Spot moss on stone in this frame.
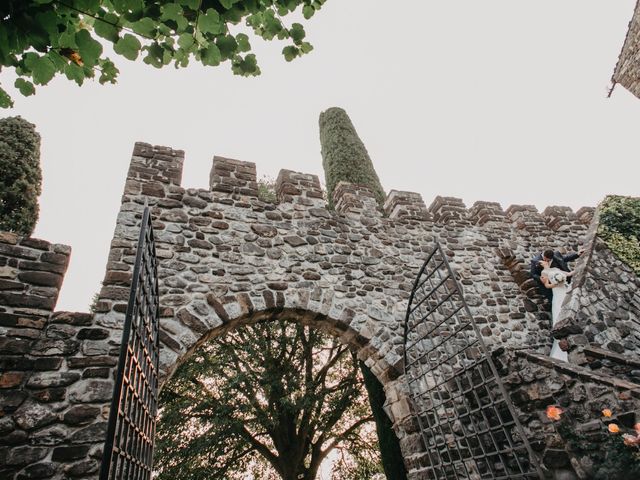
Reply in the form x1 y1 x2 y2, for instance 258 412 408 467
319 107 385 208
599 196 640 275
0 116 41 236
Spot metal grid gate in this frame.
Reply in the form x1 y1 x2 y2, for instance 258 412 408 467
100 207 160 480
404 242 543 479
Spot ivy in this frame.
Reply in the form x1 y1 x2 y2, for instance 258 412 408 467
0 0 329 107
599 196 640 275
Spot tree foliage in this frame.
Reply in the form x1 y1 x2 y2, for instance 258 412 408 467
0 0 327 107
155 320 380 480
599 195 640 275
319 107 386 209
0 116 42 235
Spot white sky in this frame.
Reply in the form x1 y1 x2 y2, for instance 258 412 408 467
4 0 640 312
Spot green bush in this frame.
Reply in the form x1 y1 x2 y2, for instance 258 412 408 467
599 196 640 275
319 107 385 208
0 116 42 236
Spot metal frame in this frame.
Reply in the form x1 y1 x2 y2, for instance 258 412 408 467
404 242 543 479
100 207 160 480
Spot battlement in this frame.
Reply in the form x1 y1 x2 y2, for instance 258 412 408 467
125 144 596 237
333 181 381 217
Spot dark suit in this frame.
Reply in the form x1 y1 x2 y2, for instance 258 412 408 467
530 251 580 301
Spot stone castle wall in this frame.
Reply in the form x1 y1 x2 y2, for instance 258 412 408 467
612 0 640 99
1 142 639 479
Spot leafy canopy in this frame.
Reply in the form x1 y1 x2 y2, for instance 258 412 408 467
155 320 381 480
0 0 327 107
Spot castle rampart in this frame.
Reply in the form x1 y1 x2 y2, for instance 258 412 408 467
1 142 639 479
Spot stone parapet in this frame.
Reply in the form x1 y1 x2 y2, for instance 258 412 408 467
428 196 467 223
505 204 546 231
541 205 588 233
576 206 595 225
129 142 184 187
0 232 70 316
383 190 430 221
209 156 258 197
275 169 325 207
612 0 640 99
468 200 506 226
332 181 381 217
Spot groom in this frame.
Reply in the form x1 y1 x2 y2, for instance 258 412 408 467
530 248 584 301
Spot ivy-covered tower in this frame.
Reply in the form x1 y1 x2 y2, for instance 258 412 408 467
319 107 386 209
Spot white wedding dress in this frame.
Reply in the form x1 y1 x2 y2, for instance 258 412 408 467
542 267 569 361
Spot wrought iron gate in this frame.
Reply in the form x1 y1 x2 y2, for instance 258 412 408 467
100 207 160 480
404 242 543 479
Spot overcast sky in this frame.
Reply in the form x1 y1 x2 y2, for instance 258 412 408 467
4 0 639 312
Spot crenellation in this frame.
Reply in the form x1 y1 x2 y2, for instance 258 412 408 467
383 190 430 221
129 142 184 186
275 169 325 207
505 204 546 231
209 156 258 197
576 206 595 225
541 205 584 232
468 200 506 226
428 196 467 224
332 181 382 218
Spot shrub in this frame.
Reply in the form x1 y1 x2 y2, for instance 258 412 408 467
599 196 640 275
0 116 42 236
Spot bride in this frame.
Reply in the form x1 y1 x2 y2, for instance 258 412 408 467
540 259 574 361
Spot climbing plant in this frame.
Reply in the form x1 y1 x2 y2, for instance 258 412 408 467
319 107 386 209
0 0 327 107
0 116 42 236
599 195 640 275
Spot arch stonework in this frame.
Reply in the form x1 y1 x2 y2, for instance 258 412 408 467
2 142 640 479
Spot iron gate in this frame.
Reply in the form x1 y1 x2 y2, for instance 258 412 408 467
404 242 543 479
100 207 160 480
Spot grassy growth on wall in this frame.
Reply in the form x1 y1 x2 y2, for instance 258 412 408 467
319 107 385 208
599 196 640 275
0 116 41 236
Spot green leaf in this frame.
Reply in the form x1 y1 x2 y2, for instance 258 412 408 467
114 34 142 61
58 30 78 49
64 63 85 85
30 55 56 85
14 78 35 96
219 0 234 8
302 5 315 19
161 3 187 30
216 35 238 59
300 41 313 54
94 13 120 42
177 33 194 50
232 53 258 76
282 45 298 62
200 44 221 66
76 29 103 67
236 33 250 53
0 86 13 108
98 59 119 83
130 17 156 37
143 43 164 68
289 23 305 44
198 9 224 35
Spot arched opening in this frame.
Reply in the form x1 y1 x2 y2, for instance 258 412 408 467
153 308 412 480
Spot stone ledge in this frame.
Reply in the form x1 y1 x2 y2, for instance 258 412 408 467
515 350 640 398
